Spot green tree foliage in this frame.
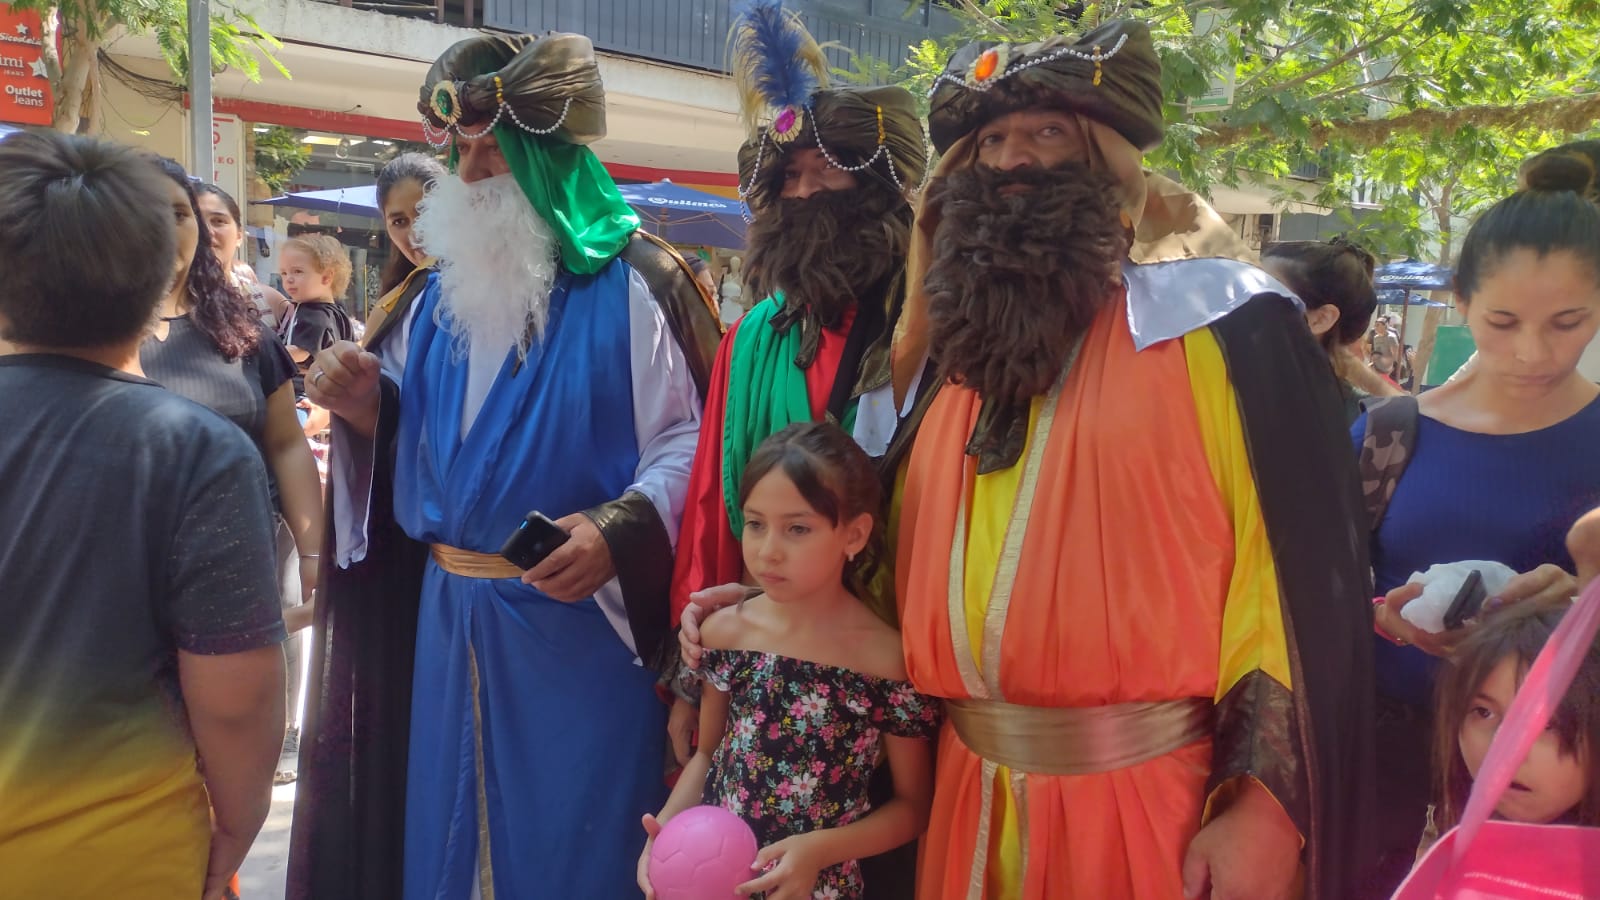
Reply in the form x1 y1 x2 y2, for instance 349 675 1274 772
13 0 286 134
252 124 310 193
893 0 1600 260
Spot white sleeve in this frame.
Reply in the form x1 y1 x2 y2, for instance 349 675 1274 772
850 349 926 458
591 265 705 660
621 265 703 542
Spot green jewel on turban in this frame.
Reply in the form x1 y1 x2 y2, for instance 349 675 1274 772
420 33 640 275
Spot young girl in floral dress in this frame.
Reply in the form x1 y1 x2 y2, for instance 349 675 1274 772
640 422 939 900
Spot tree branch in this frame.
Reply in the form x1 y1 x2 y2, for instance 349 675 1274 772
1308 73 1414 105
1232 26 1328 95
1236 7 1423 96
1199 91 1600 150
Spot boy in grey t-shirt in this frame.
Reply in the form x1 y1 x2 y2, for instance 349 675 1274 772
0 131 286 900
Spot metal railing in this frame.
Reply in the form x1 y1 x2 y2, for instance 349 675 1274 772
310 0 958 75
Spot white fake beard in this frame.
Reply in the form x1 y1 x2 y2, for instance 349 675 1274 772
412 172 560 362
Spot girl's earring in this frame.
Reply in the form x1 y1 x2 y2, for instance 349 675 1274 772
847 551 857 562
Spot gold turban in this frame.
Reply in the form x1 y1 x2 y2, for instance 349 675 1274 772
419 33 606 146
736 85 928 213
927 20 1164 155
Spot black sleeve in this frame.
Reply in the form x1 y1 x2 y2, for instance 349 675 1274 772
162 429 286 654
252 326 297 398
286 304 346 357
1208 294 1376 900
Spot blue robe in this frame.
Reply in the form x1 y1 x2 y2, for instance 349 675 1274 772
394 263 668 899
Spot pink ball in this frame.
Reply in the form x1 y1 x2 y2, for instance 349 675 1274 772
648 805 759 900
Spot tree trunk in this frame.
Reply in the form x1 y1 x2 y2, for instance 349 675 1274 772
38 7 62 81
80 44 101 135
1411 181 1456 391
51 15 99 134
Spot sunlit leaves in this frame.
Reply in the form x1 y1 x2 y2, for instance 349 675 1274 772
883 0 1599 259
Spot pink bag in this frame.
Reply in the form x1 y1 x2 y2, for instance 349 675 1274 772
1393 581 1600 899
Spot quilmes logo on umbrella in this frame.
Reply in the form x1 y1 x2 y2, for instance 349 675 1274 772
647 196 730 209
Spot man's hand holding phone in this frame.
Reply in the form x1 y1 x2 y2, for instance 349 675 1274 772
502 511 616 602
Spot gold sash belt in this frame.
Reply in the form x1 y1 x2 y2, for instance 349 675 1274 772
430 544 523 580
946 696 1213 776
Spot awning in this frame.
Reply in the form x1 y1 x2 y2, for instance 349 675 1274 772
257 185 380 219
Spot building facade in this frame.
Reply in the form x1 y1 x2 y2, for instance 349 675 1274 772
88 0 955 311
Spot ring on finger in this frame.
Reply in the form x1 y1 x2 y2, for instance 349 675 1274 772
311 369 326 386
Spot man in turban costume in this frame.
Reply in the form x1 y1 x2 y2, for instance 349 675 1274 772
287 32 722 900
670 0 929 632
664 5 930 892
888 20 1375 900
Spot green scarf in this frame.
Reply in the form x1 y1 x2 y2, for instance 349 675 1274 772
721 296 859 534
723 297 807 535
456 128 640 275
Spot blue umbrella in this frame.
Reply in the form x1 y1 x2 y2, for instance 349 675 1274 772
1375 260 1453 291
1377 289 1447 308
616 180 746 248
257 185 380 219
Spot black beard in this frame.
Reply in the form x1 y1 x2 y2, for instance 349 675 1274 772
742 184 911 326
925 161 1131 402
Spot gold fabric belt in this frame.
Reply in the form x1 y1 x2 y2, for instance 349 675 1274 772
946 696 1213 776
430 544 523 579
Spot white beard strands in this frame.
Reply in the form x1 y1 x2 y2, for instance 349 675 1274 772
412 172 561 363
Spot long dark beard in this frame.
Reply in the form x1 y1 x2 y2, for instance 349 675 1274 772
743 184 911 326
925 162 1131 402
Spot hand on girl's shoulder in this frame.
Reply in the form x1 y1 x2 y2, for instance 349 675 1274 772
698 601 751 651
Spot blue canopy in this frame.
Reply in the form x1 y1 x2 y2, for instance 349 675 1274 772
257 180 749 248
1375 259 1453 291
615 180 746 248
257 185 380 219
1377 289 1448 308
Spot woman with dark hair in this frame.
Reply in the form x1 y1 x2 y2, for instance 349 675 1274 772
140 157 324 783
1261 236 1401 421
197 183 290 326
1354 149 1600 896
376 152 446 295
363 152 446 353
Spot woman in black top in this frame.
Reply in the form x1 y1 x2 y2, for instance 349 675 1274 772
139 159 324 778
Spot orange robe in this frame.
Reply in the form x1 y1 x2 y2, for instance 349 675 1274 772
897 290 1304 898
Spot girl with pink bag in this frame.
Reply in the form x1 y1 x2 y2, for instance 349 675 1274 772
1396 508 1600 897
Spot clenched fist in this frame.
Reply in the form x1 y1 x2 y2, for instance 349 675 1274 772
306 341 382 438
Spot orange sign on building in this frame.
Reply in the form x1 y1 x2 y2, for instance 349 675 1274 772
0 5 52 126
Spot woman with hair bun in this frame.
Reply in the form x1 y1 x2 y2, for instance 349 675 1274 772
1353 147 1600 896
1262 235 1401 421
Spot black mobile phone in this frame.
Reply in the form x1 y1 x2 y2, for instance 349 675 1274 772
1443 569 1488 631
499 511 571 571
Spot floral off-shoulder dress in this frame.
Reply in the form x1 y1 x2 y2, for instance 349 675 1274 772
699 648 942 900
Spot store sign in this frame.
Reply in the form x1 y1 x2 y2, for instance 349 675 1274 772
0 5 52 126
212 113 245 202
